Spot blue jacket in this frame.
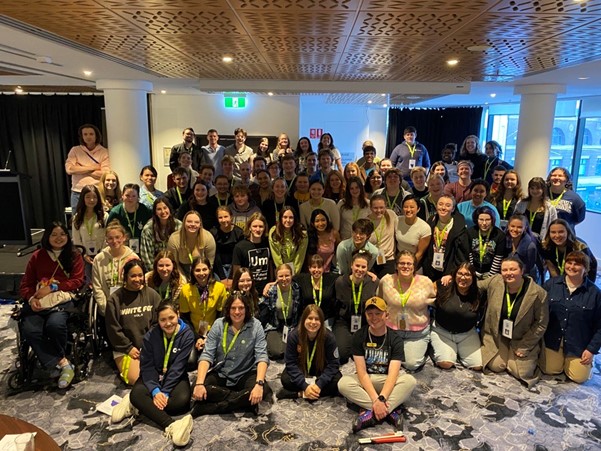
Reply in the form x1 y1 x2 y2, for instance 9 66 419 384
543 276 601 357
259 281 302 332
140 318 194 397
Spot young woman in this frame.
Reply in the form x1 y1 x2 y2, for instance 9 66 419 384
71 184 107 281
376 169 405 215
541 219 597 282
106 183 153 253
92 220 139 316
344 162 366 183
419 174 445 222
261 177 295 230
291 173 311 207
176 181 216 231
294 137 313 173
208 175 232 211
268 206 308 275
294 254 338 326
145 250 184 303
364 170 384 198
467 206 505 280
192 293 271 416
110 302 194 447
318 132 343 173
456 179 500 229
98 170 122 213
429 160 450 184
229 185 261 230
505 214 543 282
443 160 473 204
138 165 163 209
255 137 272 163
367 194 398 278
458 135 487 180
479 257 548 388
252 169 273 205
140 197 182 271
338 176 370 240
491 170 523 229
546 167 586 231
514 176 557 240
278 305 342 400
395 194 431 268
211 206 244 288
432 263 484 370
232 213 273 296
231 267 260 317
304 152 318 178
179 257 227 358
440 143 457 182
260 264 302 359
272 133 293 161
410 166 429 200
105 259 161 385
333 251 379 364
167 210 216 280
299 180 340 232
542 251 601 383
422 195 470 282
305 209 340 273
378 251 435 371
19 222 85 388
483 140 512 184
324 170 346 204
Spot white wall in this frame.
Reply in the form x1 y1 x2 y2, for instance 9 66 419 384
150 93 300 189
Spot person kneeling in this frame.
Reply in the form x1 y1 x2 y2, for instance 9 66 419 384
191 293 271 416
111 302 195 447
278 305 342 400
338 297 416 434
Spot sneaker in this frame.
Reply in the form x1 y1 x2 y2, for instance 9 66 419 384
111 393 138 424
386 408 404 430
58 363 75 389
352 409 376 434
165 414 193 447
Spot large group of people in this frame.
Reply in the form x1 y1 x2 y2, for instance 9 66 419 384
17 124 600 446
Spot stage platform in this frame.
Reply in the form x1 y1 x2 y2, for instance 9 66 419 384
0 244 36 299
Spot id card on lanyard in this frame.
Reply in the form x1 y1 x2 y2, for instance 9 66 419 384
350 280 363 333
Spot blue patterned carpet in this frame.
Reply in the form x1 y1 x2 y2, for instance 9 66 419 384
1 304 600 450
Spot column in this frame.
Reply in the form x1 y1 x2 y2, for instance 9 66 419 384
513 84 565 183
96 80 153 185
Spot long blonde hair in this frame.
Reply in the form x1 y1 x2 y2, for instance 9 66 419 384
178 211 205 257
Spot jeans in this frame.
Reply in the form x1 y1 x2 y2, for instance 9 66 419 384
20 306 71 368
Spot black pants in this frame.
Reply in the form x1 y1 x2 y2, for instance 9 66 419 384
130 378 191 430
281 369 341 397
333 320 354 365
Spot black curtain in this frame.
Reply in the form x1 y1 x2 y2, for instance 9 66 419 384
386 107 483 162
0 94 105 229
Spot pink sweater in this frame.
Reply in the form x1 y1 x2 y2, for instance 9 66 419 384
378 273 435 331
65 144 110 192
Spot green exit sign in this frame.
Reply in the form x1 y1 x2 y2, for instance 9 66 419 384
224 96 246 108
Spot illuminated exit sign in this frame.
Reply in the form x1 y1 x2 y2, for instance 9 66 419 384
224 93 246 108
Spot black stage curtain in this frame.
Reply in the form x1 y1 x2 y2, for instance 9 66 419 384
0 94 105 228
386 107 483 162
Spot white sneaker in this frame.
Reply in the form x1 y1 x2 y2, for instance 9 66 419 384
164 414 193 447
111 393 138 424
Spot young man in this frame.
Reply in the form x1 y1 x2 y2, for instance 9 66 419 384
305 152 318 178
208 174 233 210
373 169 409 216
335 219 378 276
356 140 381 169
164 167 192 210
201 128 225 172
169 127 202 171
281 154 297 196
359 145 378 178
389 126 431 183
224 127 253 178
309 149 334 184
338 296 417 433
252 156 267 180
489 165 508 197
199 164 217 196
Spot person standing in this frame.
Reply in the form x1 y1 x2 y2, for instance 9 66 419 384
169 128 202 171
201 129 225 172
224 128 254 178
389 126 430 184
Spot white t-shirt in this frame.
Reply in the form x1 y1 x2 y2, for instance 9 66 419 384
395 216 432 255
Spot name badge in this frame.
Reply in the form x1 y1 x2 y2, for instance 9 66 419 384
502 319 513 339
499 220 508 229
109 286 120 295
397 313 406 330
408 159 416 169
351 315 361 333
376 253 386 265
129 238 140 253
282 325 289 343
432 251 445 270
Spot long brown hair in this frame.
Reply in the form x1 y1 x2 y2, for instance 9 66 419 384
298 305 327 376
148 250 181 299
436 262 481 312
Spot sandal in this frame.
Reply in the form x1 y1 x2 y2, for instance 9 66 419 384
58 363 75 389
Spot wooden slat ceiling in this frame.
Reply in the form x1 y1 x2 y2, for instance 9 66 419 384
1 0 600 84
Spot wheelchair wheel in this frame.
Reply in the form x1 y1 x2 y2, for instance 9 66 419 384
8 371 24 390
87 295 103 356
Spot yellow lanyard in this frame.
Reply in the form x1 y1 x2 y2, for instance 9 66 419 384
312 277 323 307
160 283 171 301
550 189 565 207
217 194 229 207
84 216 95 238
145 192 154 205
434 223 451 249
123 205 138 238
556 248 566 274
222 325 241 357
306 341 317 374
478 230 491 262
372 217 385 244
286 176 296 196
528 208 538 226
502 198 512 220
352 205 361 223
385 191 400 211
407 143 416 159
283 233 295 261
278 285 293 321
162 327 178 373
351 280 363 315
110 258 122 286
176 188 183 205
396 277 414 308
483 158 496 181
505 282 524 319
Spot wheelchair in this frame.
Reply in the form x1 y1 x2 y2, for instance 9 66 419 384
7 286 102 394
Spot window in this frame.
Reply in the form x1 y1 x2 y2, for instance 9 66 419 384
551 127 565 145
575 117 601 213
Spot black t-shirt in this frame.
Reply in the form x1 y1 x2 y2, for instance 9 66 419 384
232 238 271 293
499 278 530 331
434 281 481 333
211 225 244 279
351 326 403 375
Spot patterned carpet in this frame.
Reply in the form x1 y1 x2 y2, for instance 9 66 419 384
0 304 600 451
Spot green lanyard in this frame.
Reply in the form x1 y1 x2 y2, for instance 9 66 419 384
176 188 183 206
351 280 363 315
162 327 179 373
478 230 491 262
483 158 496 181
145 192 154 206
434 222 451 249
222 324 241 357
550 189 565 207
528 208 538 226
502 199 512 220
160 283 171 301
396 277 414 308
556 248 566 274
352 205 361 223
286 176 296 196
312 277 323 307
217 194 229 207
407 143 416 159
110 258 122 286
372 217 385 244
278 285 293 321
385 191 400 211
505 282 524 319
123 205 138 238
84 216 95 238
306 341 317 373
283 234 295 262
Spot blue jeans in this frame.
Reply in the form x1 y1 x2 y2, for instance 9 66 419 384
20 304 72 368
396 326 431 371
70 191 80 211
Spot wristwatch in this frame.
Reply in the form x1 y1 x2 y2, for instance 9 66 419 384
377 395 386 403
255 380 265 386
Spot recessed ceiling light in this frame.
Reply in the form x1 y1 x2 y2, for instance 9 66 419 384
267 92 274 96
490 93 497 98
380 93 386 97
447 59 459 66
222 55 234 63
578 77 589 80
83 70 92 77
15 86 23 94
367 100 373 104
160 90 167 94
383 103 388 108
